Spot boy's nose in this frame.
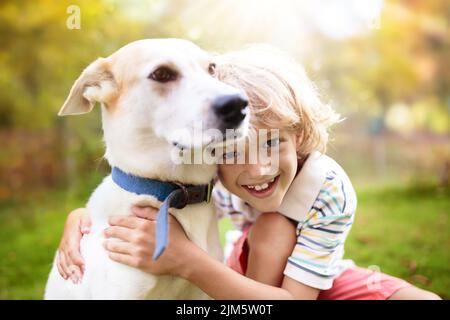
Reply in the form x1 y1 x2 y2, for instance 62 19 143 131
244 163 275 179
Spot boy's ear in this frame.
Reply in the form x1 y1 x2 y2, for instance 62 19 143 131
58 58 117 116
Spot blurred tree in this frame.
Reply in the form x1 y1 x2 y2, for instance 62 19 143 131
0 0 165 193
0 0 448 193
315 0 449 133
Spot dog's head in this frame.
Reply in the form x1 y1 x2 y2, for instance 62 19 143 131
59 39 248 179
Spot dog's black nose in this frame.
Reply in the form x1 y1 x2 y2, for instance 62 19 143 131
213 94 248 129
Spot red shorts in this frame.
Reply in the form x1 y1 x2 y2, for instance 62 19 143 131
227 227 412 300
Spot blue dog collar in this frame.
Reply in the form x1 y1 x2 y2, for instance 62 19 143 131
111 167 213 260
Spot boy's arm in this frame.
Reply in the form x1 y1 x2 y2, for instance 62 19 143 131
113 207 319 299
57 208 91 283
246 212 320 298
244 213 307 286
180 241 318 300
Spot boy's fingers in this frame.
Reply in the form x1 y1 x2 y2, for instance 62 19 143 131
108 252 139 268
103 240 134 256
109 216 142 229
56 257 68 280
58 251 71 280
59 251 81 284
104 226 135 242
67 265 82 284
67 248 85 271
80 213 92 234
132 206 158 221
66 228 85 269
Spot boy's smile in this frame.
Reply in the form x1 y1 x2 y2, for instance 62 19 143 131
241 174 280 198
218 127 298 212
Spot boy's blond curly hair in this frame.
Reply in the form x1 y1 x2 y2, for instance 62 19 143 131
215 45 341 159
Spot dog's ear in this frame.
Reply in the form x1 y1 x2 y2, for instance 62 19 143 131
58 58 117 116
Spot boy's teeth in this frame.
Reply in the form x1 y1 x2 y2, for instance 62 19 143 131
247 181 271 191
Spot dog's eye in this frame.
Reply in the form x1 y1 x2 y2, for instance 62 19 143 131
208 63 216 76
148 67 178 83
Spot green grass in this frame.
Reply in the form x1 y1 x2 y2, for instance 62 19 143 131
0 183 448 299
344 185 450 298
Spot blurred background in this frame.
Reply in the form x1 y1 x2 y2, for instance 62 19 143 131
0 0 448 299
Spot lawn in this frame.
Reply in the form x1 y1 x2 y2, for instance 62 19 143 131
0 182 448 299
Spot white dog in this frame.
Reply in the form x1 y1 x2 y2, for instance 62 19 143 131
45 39 248 299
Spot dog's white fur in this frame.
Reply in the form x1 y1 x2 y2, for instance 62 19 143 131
45 39 247 299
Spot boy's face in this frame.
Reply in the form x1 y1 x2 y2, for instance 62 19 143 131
218 127 298 212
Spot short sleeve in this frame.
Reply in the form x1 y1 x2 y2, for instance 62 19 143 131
212 182 234 220
284 172 356 290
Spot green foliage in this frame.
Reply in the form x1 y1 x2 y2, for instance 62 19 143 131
0 0 448 195
311 0 449 132
0 0 156 129
0 0 171 194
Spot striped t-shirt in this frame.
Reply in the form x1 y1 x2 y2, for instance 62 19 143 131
213 151 357 290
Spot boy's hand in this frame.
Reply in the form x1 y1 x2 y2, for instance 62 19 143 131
57 208 91 284
104 206 192 277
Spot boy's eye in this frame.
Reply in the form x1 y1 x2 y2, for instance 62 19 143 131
263 138 280 148
222 151 240 160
